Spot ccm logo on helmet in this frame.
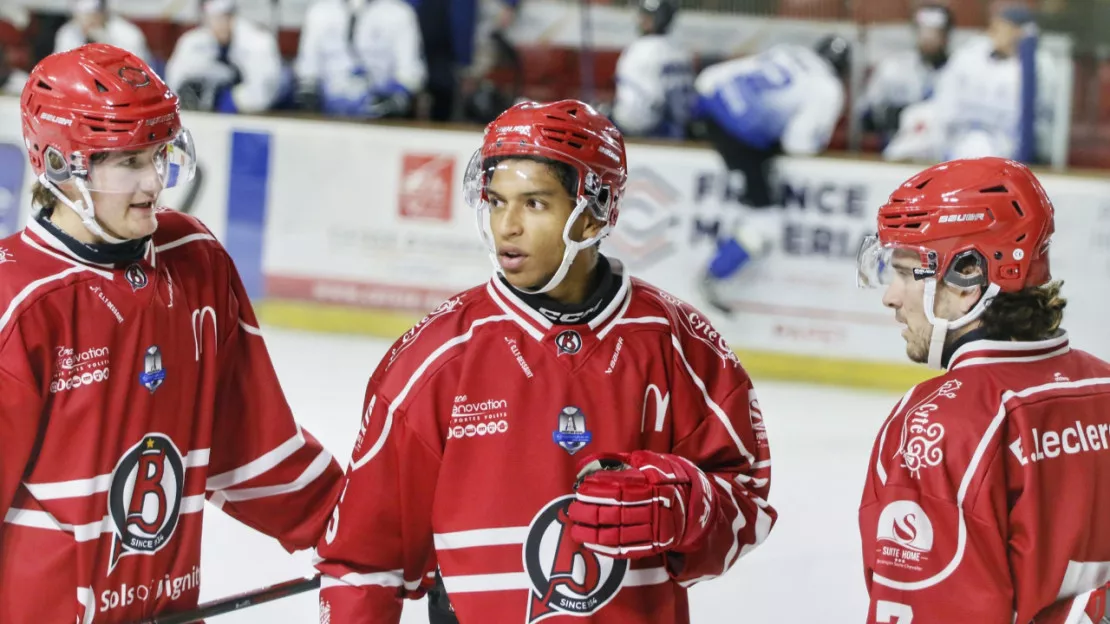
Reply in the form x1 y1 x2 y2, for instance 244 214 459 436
938 213 986 224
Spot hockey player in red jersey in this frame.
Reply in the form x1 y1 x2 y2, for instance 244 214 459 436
856 157 1110 623
315 100 776 623
0 44 344 623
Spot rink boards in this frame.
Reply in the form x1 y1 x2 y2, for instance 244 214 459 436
2 99 1108 390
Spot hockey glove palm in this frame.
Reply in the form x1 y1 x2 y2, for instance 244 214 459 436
567 451 716 559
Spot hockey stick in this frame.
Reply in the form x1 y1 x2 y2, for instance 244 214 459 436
135 574 321 624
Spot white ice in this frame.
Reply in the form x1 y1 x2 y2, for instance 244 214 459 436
198 326 902 623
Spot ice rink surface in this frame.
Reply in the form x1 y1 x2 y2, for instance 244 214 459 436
197 326 905 623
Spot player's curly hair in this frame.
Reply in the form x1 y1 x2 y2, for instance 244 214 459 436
980 281 1067 342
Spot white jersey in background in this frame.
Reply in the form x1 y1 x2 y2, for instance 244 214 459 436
165 17 283 113
694 44 844 155
613 34 695 139
857 49 940 126
53 16 151 63
931 36 1058 161
294 0 426 116
1 70 28 96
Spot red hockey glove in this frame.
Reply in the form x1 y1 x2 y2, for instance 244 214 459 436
567 450 716 559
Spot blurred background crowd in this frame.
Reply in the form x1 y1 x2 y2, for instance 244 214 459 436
1 0 1106 170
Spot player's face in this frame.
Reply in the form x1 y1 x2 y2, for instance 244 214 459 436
988 17 1022 56
882 252 933 362
84 147 164 241
78 11 107 35
882 251 983 363
486 159 601 295
207 13 234 45
917 27 946 58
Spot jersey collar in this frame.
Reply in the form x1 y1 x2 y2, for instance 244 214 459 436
948 331 1071 370
487 256 632 342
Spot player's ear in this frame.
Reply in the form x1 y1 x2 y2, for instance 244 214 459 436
579 212 606 241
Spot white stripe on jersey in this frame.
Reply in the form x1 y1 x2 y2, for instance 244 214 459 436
351 314 516 472
154 233 217 253
433 526 530 550
0 265 92 335
4 494 205 541
442 567 669 595
209 449 334 507
670 333 757 466
207 427 307 490
24 449 210 501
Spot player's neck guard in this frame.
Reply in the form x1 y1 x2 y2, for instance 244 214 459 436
35 210 150 266
502 255 620 325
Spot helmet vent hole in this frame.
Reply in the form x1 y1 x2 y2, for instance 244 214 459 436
914 178 932 190
1015 233 1027 243
36 80 53 91
979 185 1008 193
94 80 109 93
1011 200 1024 217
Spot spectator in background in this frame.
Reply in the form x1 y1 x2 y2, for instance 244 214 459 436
857 3 953 143
294 0 426 119
0 44 29 96
611 0 695 139
413 0 519 122
885 2 1060 163
164 0 282 114
53 0 150 63
459 0 523 124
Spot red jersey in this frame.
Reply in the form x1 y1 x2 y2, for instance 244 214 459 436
860 333 1110 624
315 258 776 624
0 210 344 623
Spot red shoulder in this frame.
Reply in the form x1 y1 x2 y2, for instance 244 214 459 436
0 229 97 343
151 209 221 251
629 277 745 369
877 370 1000 491
371 283 498 395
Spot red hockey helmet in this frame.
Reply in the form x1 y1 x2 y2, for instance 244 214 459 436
21 44 196 240
858 157 1054 293
857 157 1056 367
464 100 628 293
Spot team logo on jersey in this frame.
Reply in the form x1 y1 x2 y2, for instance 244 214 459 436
125 264 148 290
0 247 14 264
523 495 627 623
107 434 186 573
875 500 934 573
139 345 166 392
553 406 592 455
554 330 582 356
896 380 961 478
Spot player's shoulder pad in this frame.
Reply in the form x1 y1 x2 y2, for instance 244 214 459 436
0 228 96 336
152 209 220 246
880 369 1001 489
630 278 744 369
373 284 495 385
